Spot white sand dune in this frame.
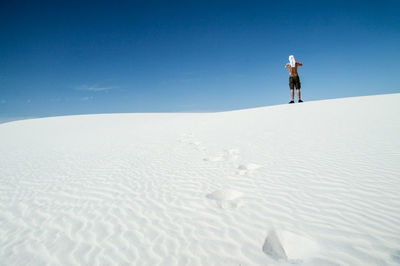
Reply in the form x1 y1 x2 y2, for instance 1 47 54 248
1 93 400 265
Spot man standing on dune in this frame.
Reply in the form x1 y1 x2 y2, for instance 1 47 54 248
285 55 303 104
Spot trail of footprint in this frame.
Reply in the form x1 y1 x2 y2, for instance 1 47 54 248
181 136 317 262
206 189 243 209
179 137 250 210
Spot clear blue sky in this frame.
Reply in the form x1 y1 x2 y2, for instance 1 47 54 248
1 0 399 120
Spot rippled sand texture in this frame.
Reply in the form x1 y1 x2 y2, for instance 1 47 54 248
1 94 400 266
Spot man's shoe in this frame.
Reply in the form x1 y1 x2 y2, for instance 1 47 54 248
289 100 294 104
298 99 303 103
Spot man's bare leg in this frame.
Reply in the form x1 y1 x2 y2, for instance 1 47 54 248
296 89 301 101
290 89 294 101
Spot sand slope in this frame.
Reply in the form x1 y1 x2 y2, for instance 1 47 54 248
1 94 400 265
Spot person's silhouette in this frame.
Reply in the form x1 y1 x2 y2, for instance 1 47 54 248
284 55 303 103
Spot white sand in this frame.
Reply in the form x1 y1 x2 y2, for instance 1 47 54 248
1 94 400 265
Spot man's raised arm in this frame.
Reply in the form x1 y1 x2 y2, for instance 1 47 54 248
296 61 303 66
284 63 289 68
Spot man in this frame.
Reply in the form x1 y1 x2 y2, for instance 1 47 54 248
285 55 303 103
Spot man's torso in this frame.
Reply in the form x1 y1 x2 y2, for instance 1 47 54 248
286 63 299 76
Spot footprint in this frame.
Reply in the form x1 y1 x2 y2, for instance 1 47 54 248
197 146 207 151
188 141 201 146
203 148 240 162
182 133 193 138
224 148 239 160
262 229 319 262
178 133 196 143
203 155 225 162
179 134 206 152
237 163 263 175
206 189 243 209
262 230 287 260
392 250 400 263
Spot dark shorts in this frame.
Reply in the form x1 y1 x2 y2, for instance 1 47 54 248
289 75 301 90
